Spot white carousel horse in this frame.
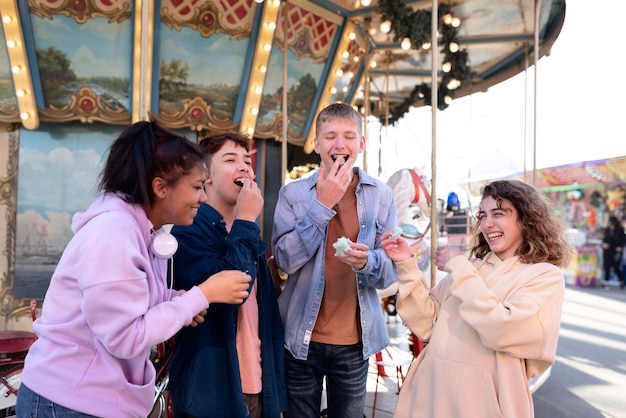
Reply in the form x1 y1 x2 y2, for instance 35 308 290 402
379 168 434 317
386 167 432 239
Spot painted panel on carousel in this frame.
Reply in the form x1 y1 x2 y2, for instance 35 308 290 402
28 0 133 124
14 123 116 299
157 0 256 131
255 3 335 143
0 28 18 120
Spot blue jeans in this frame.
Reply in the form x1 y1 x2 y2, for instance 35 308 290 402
284 341 368 418
16 384 97 418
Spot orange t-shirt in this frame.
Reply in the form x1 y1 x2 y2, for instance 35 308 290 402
311 173 361 345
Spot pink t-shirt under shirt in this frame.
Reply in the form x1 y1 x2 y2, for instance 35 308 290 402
236 279 262 395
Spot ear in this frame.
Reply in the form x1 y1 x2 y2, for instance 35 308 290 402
152 177 168 199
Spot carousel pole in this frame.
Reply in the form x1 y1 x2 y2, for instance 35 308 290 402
281 0 289 186
532 0 541 187
382 51 391 178
363 19 371 173
430 0 438 288
132 0 154 122
523 43 529 183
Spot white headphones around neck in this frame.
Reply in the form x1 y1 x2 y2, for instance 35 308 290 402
151 232 179 259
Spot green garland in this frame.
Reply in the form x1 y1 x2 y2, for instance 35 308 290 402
376 1 472 123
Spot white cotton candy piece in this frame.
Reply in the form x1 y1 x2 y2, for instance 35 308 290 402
333 236 352 256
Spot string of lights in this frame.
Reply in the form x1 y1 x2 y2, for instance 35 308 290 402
376 0 471 122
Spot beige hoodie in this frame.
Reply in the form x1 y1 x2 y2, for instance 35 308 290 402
394 252 564 418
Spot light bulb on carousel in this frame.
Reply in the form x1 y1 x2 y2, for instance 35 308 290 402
401 37 411 51
446 79 460 90
380 20 391 34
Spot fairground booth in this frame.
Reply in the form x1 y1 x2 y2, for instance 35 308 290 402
469 156 626 288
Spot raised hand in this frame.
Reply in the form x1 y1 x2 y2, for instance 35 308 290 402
434 245 464 271
381 230 413 262
316 157 354 209
198 270 251 305
235 177 264 222
335 241 369 270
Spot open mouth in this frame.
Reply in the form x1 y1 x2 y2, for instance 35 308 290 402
234 178 245 187
332 155 348 166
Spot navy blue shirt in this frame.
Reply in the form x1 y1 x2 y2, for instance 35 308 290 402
169 204 287 418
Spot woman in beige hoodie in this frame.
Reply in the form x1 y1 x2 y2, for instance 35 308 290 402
381 180 572 418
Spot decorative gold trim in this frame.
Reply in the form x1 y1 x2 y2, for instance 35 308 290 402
38 87 131 125
254 112 305 147
2 0 39 130
239 0 280 136
29 0 132 24
132 0 155 122
0 106 19 124
161 1 253 39
157 96 239 132
0 123 32 320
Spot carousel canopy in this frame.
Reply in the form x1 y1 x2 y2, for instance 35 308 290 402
0 0 565 155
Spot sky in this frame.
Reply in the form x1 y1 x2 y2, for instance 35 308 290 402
370 0 626 199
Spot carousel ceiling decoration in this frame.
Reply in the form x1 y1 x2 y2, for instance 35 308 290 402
0 0 566 152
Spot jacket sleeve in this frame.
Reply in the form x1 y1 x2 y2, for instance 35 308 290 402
447 256 564 366
395 257 443 341
271 181 334 275
173 218 260 294
77 220 208 359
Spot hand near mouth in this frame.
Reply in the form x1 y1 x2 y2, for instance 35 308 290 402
316 157 354 209
234 177 263 222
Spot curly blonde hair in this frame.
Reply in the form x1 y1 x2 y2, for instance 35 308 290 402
470 180 572 267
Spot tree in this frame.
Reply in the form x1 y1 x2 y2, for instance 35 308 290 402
160 59 190 93
36 47 77 86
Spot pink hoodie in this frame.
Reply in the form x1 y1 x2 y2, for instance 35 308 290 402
20 193 208 417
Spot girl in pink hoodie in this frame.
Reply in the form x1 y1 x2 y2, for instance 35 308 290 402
17 119 251 418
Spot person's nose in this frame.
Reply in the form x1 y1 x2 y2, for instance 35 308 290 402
479 215 493 230
240 162 255 179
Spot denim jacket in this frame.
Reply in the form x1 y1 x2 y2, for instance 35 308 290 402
271 167 397 360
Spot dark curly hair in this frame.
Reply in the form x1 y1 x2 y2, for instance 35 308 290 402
470 180 572 267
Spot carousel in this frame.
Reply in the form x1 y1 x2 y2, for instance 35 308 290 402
0 0 565 317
